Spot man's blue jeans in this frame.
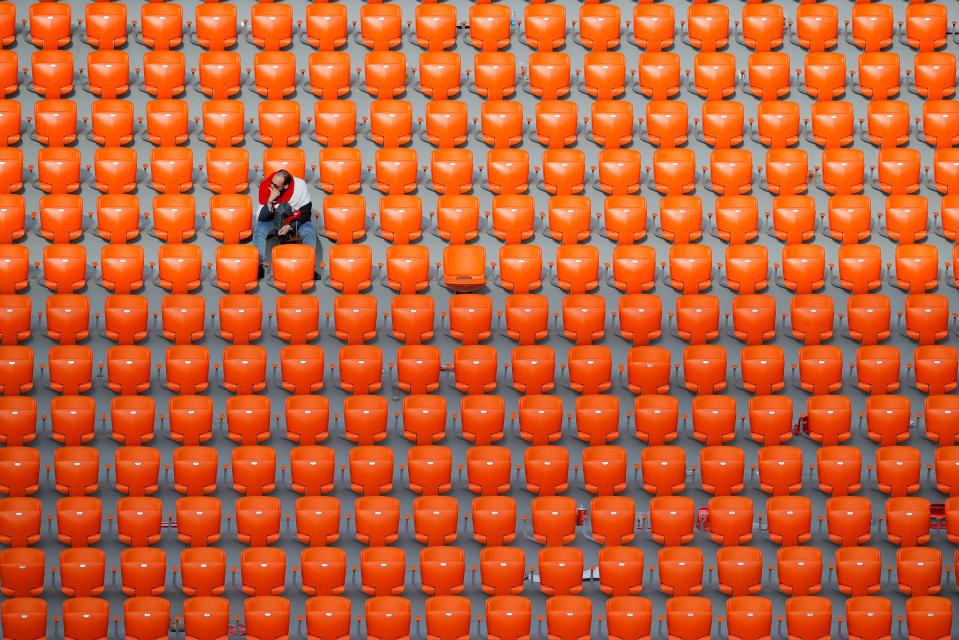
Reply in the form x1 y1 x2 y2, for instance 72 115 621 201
252 217 317 264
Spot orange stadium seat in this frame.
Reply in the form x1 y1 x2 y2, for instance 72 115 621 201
134 2 182 50
849 4 894 52
576 4 620 52
27 2 71 50
413 4 457 52
189 2 237 50
524 52 570 101
414 51 459 100
684 4 729 52
523 4 566 53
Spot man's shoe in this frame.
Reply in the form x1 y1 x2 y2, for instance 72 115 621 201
257 264 265 279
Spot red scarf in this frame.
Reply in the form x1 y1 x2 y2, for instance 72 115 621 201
257 171 294 206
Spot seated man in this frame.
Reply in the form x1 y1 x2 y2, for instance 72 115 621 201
254 169 316 270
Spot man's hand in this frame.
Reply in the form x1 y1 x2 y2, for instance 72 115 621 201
277 224 292 236
268 185 281 203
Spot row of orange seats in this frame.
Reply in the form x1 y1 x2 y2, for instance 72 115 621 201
11 95 959 152
1 548 957 640
0 241 486 294
5 532 959 598
5 435 959 499
11 114 956 197
0 282 954 342
2 289 957 351
0 240 956 297
4 388 959 449
7 144 959 201
0 339 956 396
9 592 949 640
5 541 959 603
7 190 959 253
10 92 959 155
8 45 958 103
15 1 959 56
0 491 952 550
